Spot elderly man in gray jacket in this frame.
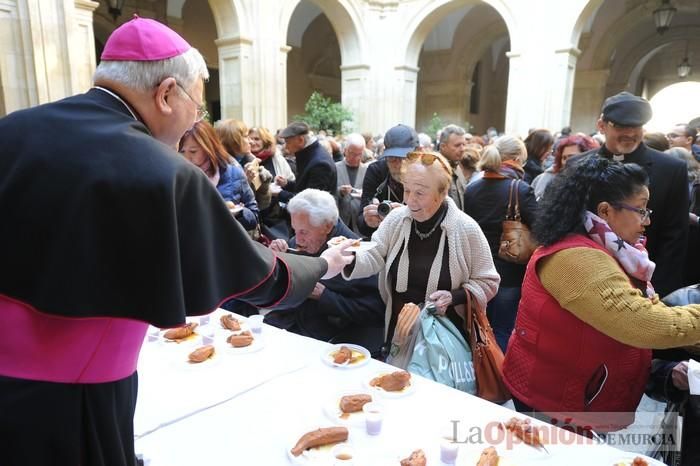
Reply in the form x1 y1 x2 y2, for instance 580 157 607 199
336 133 369 234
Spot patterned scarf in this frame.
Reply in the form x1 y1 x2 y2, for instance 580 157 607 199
584 211 655 298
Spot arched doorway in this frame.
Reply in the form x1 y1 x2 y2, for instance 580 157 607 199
286 1 341 123
647 81 700 132
414 2 510 135
571 0 700 133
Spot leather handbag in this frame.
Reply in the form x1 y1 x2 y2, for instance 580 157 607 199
465 291 511 403
498 179 537 264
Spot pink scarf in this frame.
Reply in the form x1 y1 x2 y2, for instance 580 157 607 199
584 211 655 298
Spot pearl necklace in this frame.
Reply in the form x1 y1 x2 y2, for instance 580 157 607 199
413 206 446 240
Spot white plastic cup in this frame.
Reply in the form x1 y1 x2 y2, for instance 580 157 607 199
330 443 354 465
439 438 459 464
248 314 264 334
198 315 211 326
362 402 383 436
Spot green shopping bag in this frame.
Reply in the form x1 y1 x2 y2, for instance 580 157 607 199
407 306 477 394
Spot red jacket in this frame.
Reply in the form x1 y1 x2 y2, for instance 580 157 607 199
503 234 651 430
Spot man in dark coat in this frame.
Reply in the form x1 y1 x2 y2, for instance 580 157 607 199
581 91 688 297
275 121 337 202
265 189 384 352
0 17 352 466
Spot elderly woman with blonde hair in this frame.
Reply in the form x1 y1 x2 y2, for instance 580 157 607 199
341 151 500 394
463 135 538 352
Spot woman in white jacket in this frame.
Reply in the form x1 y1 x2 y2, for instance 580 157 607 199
342 151 500 358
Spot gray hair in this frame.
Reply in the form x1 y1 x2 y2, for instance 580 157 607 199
93 48 209 93
438 124 466 147
417 132 433 149
287 189 338 227
478 135 526 172
343 133 365 150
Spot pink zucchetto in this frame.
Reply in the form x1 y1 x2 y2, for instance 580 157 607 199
101 14 191 61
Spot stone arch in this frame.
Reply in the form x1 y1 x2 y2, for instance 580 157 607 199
569 0 605 47
401 0 516 69
279 0 366 66
606 25 700 96
411 1 512 133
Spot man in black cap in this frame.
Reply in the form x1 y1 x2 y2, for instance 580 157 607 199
357 124 419 238
274 121 337 203
583 91 688 296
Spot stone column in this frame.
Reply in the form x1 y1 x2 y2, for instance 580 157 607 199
340 63 370 132
571 68 610 133
391 65 419 130
0 0 32 114
543 46 581 133
69 0 99 95
215 35 253 122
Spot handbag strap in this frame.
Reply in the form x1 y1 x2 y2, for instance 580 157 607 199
511 180 522 221
504 179 518 221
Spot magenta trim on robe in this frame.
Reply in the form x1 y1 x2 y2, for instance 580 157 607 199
0 294 147 383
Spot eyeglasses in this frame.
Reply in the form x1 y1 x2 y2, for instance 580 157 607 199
176 82 208 122
612 202 652 222
406 151 452 175
666 133 683 139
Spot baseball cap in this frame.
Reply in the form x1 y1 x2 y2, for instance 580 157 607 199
101 15 191 61
383 124 419 158
601 92 652 127
279 121 310 139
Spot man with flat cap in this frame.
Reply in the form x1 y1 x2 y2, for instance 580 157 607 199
274 121 338 204
581 91 688 297
0 16 352 466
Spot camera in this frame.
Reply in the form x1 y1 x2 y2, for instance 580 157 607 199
377 200 393 218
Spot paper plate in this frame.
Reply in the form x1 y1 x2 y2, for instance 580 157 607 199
322 391 374 427
286 429 350 465
225 332 265 355
364 370 415 398
608 452 666 466
346 241 377 253
321 344 370 369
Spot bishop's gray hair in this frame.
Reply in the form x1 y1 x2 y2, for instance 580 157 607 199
287 189 338 228
93 48 209 93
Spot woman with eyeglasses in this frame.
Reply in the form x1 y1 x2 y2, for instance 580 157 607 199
341 150 500 395
179 120 259 231
502 154 700 433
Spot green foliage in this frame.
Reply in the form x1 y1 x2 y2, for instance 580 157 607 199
425 113 443 141
294 91 354 135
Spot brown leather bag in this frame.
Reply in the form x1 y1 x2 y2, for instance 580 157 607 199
465 291 511 403
498 179 538 264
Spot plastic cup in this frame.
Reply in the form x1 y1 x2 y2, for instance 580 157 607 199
248 314 264 334
198 315 211 326
330 443 354 465
439 438 459 464
362 402 383 436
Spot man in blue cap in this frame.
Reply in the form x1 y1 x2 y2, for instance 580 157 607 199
586 91 688 296
357 124 419 238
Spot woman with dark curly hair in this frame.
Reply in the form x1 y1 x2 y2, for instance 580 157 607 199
502 154 700 433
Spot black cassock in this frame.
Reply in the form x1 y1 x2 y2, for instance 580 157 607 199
0 89 326 465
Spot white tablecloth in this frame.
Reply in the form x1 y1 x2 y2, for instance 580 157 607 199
134 312 663 465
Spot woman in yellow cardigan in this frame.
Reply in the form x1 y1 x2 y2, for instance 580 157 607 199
503 154 700 433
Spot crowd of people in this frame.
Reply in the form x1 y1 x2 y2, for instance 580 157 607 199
2 15 700 466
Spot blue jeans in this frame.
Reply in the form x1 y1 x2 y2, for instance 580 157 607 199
485 286 521 353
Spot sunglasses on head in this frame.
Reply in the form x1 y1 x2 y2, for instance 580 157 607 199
406 151 451 174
